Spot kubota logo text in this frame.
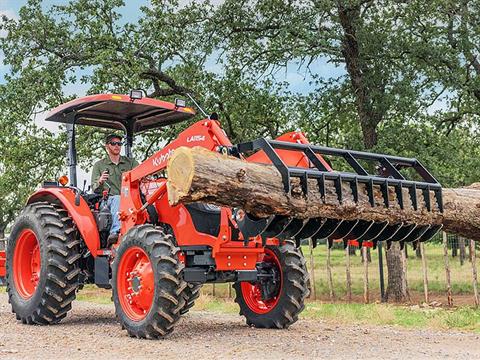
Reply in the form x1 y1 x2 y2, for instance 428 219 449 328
187 135 205 143
152 149 174 167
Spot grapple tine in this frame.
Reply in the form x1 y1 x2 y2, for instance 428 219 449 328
280 218 306 239
399 240 406 250
312 219 344 240
343 220 374 241
389 223 417 242
295 218 323 240
357 221 388 242
327 220 359 241
261 215 292 239
405 225 430 243
386 240 392 250
375 223 403 242
419 224 443 242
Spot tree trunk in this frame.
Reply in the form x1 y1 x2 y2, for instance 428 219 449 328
385 242 409 302
166 147 480 242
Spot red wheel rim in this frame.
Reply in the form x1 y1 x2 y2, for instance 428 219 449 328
13 229 41 299
117 246 154 321
241 248 282 314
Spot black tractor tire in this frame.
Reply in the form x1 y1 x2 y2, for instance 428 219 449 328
180 283 202 315
112 225 187 339
6 202 81 324
233 239 309 329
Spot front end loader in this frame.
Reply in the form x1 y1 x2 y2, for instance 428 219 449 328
0 92 442 338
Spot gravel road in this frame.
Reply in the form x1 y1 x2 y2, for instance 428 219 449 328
0 292 479 359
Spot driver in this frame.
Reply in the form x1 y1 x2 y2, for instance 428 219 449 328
91 134 138 244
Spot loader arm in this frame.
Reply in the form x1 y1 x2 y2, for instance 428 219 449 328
118 119 233 233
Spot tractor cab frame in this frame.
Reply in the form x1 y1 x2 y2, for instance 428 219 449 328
45 92 196 186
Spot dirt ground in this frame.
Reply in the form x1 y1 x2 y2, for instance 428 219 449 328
1 293 480 359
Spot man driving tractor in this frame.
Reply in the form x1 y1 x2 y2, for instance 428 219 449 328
91 134 138 244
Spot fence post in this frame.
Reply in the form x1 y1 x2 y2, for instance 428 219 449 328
362 246 369 304
212 283 216 297
443 231 453 307
308 238 317 300
470 239 479 307
345 243 352 302
401 244 411 302
326 244 335 300
420 242 429 304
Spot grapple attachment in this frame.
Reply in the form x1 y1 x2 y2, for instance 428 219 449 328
234 137 443 249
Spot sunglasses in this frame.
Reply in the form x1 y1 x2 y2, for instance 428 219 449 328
108 141 123 146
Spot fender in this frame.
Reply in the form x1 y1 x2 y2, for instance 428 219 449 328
27 187 101 257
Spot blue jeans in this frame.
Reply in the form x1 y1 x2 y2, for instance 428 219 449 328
106 195 121 234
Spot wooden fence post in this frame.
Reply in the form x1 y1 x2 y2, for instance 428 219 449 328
401 244 411 302
470 239 479 307
326 244 335 300
459 237 466 266
420 242 429 304
212 283 216 297
362 246 369 303
443 231 453 307
345 243 352 302
308 238 317 300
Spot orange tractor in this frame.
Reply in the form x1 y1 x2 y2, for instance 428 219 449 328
0 92 442 338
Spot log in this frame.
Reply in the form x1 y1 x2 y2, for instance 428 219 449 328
166 146 480 241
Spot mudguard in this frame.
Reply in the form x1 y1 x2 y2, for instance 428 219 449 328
27 187 101 256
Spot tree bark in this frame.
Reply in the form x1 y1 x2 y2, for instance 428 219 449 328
385 242 409 302
167 147 480 241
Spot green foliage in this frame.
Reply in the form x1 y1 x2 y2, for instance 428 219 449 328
1 0 480 234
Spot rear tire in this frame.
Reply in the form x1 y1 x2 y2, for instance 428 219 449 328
112 225 187 339
6 202 81 324
233 239 308 328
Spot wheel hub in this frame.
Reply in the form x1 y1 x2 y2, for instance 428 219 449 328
240 248 283 314
117 247 154 321
13 229 41 299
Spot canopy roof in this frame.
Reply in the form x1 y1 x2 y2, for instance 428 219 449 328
45 93 196 133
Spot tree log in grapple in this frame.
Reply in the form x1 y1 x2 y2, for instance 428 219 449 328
167 146 480 244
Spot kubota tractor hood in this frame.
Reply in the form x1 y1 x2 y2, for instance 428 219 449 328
45 93 196 133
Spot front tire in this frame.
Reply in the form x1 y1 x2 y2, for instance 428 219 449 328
233 240 309 328
112 225 187 339
6 202 81 324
